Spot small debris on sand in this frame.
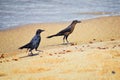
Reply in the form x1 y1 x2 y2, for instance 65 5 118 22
79 49 84 52
12 58 18 61
6 59 10 62
70 42 77 46
0 54 5 58
112 45 116 48
93 39 96 41
63 50 66 52
49 54 53 56
66 50 72 53
112 71 116 74
118 44 120 47
110 39 115 41
59 52 65 54
54 53 57 54
82 45 85 47
75 47 78 49
89 41 93 44
87 45 90 47
97 47 108 50
40 56 43 57
100 40 103 42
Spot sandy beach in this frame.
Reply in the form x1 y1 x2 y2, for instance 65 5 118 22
0 16 120 80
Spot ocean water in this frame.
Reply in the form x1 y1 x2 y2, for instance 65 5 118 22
0 0 120 30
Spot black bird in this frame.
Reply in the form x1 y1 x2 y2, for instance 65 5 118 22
47 20 81 43
19 29 44 56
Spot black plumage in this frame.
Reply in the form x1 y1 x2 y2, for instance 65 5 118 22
19 29 44 55
47 20 81 43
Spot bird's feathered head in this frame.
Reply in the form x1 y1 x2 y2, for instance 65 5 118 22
72 20 81 24
36 29 45 35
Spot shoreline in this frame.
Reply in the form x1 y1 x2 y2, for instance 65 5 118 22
0 15 119 31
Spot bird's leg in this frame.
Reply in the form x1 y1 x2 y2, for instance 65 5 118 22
66 35 69 44
35 49 43 52
35 48 38 51
26 49 29 53
28 50 33 56
63 36 66 44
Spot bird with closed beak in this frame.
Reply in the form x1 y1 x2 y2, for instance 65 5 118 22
19 29 44 56
47 20 81 43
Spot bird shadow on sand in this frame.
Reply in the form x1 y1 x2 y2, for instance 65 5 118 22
47 42 74 47
19 53 39 59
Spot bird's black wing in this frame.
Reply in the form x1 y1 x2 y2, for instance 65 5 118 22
34 36 41 50
19 35 40 50
19 42 32 49
30 35 40 49
57 26 71 35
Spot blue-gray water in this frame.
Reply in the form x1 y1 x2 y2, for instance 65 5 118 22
0 0 120 30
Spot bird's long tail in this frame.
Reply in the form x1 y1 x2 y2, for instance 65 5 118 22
47 34 57 38
19 43 30 49
19 46 25 49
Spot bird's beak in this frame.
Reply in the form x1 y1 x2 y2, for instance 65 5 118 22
78 21 81 23
41 30 45 32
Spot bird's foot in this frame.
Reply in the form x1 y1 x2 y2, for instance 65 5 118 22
28 52 34 56
62 43 66 45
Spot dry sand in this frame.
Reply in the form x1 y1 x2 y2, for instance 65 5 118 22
0 16 120 80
